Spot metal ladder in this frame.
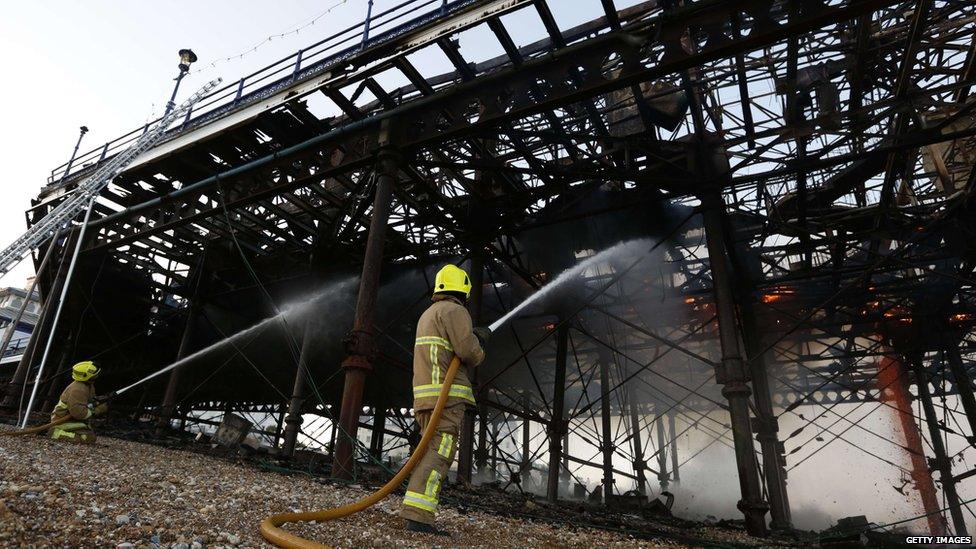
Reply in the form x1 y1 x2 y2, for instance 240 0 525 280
0 77 222 278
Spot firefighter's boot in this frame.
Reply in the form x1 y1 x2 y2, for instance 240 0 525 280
405 519 450 537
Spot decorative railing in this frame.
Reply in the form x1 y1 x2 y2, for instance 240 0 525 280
46 0 475 186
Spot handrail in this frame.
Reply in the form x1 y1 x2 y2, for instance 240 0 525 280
46 0 464 186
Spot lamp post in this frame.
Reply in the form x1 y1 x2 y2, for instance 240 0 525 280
58 126 89 185
164 49 197 116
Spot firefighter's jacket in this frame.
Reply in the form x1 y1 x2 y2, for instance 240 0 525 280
51 380 96 422
412 294 485 411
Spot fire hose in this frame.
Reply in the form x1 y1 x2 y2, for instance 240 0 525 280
0 414 72 437
0 354 464 547
1 393 115 437
259 355 462 549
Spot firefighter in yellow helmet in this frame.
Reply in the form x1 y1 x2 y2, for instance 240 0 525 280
400 264 489 536
47 361 108 444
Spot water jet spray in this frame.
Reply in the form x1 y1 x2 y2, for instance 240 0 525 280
487 239 653 333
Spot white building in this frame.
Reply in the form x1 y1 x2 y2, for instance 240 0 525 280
0 285 41 366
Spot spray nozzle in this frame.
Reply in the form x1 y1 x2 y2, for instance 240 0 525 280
473 326 492 346
96 391 118 404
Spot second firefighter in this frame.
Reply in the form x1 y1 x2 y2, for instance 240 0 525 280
400 264 489 535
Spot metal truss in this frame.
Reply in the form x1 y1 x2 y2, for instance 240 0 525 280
11 0 976 537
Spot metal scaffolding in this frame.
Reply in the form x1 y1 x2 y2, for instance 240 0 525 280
4 0 976 537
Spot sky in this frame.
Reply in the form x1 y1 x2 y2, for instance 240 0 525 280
0 0 970 533
0 0 382 286
0 0 635 287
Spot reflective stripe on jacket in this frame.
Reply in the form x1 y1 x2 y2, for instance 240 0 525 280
51 381 95 422
412 294 485 411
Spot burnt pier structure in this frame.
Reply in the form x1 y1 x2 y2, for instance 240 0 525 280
4 0 976 536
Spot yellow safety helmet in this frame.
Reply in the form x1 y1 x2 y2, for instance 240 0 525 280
434 264 472 297
71 361 101 382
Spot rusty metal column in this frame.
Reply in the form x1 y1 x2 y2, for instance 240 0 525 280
909 354 968 536
178 406 189 432
154 304 201 434
627 383 648 496
281 323 314 458
490 417 500 479
546 323 569 503
457 254 484 484
476 414 488 476
599 353 614 503
944 341 976 442
668 412 680 483
156 252 209 434
520 393 531 486
273 405 285 449
370 407 386 461
333 148 398 480
740 300 792 529
560 429 571 492
655 414 670 492
877 354 944 534
329 413 339 456
702 192 769 536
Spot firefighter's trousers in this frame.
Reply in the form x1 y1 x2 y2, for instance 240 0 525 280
400 403 465 524
47 421 96 444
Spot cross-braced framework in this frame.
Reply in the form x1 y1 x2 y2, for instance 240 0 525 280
5 0 976 536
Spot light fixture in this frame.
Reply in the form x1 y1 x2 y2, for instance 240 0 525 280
166 49 198 116
178 49 198 72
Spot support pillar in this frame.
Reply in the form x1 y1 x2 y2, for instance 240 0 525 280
457 254 484 484
910 355 968 536
476 413 488 477
739 300 792 529
546 323 569 503
3 235 69 409
628 385 648 496
281 370 307 456
943 342 976 442
155 302 202 434
520 394 531 486
490 417 499 479
370 407 386 461
329 414 339 456
273 405 285 449
599 353 615 503
333 148 398 480
655 413 669 492
282 321 317 457
668 412 680 483
560 429 571 491
877 354 945 535
0 228 59 401
178 406 189 432
702 192 769 536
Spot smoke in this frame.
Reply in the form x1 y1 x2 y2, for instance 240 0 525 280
158 188 959 535
489 238 655 332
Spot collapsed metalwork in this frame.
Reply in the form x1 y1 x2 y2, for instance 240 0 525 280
4 0 976 537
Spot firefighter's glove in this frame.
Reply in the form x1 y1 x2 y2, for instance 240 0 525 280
473 326 492 347
92 403 109 417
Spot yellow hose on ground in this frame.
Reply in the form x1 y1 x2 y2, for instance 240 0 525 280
259 356 462 548
0 415 70 437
